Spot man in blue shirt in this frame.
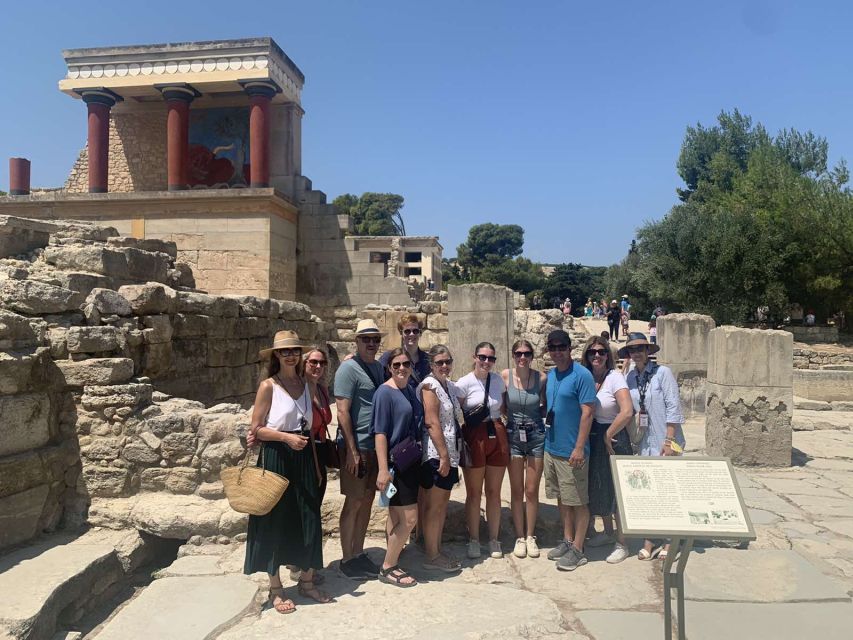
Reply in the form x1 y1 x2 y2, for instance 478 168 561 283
542 330 597 571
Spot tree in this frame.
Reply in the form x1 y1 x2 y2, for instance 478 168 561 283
332 192 406 235
476 257 546 294
456 223 524 271
542 263 606 312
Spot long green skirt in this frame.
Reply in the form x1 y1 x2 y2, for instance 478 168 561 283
243 441 323 575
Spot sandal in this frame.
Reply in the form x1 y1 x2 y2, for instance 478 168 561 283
638 546 662 561
658 548 669 561
268 588 296 614
289 567 325 584
423 553 461 573
378 564 418 588
297 578 333 603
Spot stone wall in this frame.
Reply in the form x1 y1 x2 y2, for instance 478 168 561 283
64 109 169 193
705 327 793 467
783 325 840 344
793 369 853 403
448 284 515 373
793 345 853 370
657 313 716 415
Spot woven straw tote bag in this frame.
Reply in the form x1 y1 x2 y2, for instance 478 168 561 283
222 445 289 516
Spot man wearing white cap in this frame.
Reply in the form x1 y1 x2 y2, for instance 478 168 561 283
334 320 386 580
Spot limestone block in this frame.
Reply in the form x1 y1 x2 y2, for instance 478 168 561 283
161 433 199 460
55 272 114 297
0 280 83 315
0 348 52 394
207 339 248 367
121 247 170 282
707 327 793 388
85 437 124 461
203 317 237 338
129 494 224 538
141 315 173 344
118 283 177 315
43 245 129 278
80 383 153 411
0 484 50 548
244 337 268 364
0 215 52 258
166 467 201 494
0 449 51 499
793 369 853 403
169 263 195 289
427 312 448 331
657 313 715 367
141 342 173 378
171 338 208 372
107 236 178 258
47 327 68 359
419 301 441 314
0 309 42 349
85 288 133 316
140 467 169 491
218 509 248 536
277 299 312 321
83 466 129 497
199 440 245 474
0 392 51 457
224 295 273 318
121 439 161 465
211 364 256 400
233 316 269 339
172 313 209 337
57 358 134 388
448 284 514 373
176 292 240 317
66 326 119 354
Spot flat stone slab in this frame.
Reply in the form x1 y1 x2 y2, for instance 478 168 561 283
0 534 122 639
685 601 853 639
156 554 225 577
793 430 853 460
217 580 575 640
816 519 853 539
92 575 258 640
577 610 664 640
684 549 849 603
793 410 852 431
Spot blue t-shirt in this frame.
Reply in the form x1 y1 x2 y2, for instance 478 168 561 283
369 384 424 451
544 363 597 457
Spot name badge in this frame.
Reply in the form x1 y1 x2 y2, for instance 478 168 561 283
638 411 649 428
519 429 528 443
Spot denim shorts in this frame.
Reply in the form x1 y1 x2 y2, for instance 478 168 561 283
508 422 546 458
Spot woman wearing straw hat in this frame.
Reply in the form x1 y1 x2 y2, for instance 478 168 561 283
244 330 332 613
619 332 685 561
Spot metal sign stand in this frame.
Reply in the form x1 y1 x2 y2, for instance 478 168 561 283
662 537 694 640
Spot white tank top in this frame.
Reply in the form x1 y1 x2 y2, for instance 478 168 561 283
265 380 313 432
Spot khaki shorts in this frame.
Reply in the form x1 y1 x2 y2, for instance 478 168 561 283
340 449 379 500
543 451 589 506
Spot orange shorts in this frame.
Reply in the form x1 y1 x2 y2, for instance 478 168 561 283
463 420 509 468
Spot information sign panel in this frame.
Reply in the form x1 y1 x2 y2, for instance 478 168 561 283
610 456 756 540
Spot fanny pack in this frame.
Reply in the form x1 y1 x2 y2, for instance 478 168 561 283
390 436 421 472
462 373 491 426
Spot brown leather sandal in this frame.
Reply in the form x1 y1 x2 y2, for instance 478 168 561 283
297 578 334 603
269 587 296 614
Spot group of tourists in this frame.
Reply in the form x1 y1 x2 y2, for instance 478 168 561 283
242 313 685 613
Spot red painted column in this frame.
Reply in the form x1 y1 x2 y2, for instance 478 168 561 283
9 158 31 195
79 90 120 193
241 81 279 188
158 85 199 191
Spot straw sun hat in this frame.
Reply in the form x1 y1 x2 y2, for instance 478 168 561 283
354 319 386 337
258 330 311 358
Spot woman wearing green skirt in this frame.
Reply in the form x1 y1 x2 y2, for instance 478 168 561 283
245 330 332 614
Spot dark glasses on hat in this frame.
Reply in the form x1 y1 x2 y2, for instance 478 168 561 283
476 354 497 363
391 360 412 369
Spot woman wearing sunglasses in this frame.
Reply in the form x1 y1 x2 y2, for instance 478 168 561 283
456 342 509 559
580 335 634 564
371 348 424 587
244 331 332 614
417 344 464 573
501 339 546 559
304 348 332 500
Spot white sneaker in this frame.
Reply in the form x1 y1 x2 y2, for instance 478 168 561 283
489 540 503 558
587 532 615 548
513 538 527 558
467 539 481 559
526 536 540 558
607 543 629 564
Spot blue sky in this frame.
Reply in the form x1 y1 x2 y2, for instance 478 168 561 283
3 1 852 265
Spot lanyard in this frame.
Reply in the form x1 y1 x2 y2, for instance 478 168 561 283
636 363 656 411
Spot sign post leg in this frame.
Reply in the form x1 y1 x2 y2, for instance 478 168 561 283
662 537 694 640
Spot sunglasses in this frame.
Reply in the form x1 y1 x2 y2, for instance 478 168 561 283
513 350 534 358
307 358 327 366
433 358 453 367
547 344 569 352
391 360 412 370
476 354 497 363
358 336 382 344
402 328 421 336
277 348 302 357
587 348 608 357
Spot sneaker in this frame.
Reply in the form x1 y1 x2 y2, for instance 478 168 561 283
556 547 588 571
587 532 615 548
547 539 573 561
513 538 527 558
467 539 481 559
606 543 629 564
354 553 380 577
526 536 540 558
489 540 503 559
339 558 370 580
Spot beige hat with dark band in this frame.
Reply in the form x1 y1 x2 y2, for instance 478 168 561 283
259 330 310 358
354 319 386 337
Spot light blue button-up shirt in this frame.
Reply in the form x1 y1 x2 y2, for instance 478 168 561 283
626 362 685 456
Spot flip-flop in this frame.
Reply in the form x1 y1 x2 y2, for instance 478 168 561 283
378 564 418 588
269 588 296 614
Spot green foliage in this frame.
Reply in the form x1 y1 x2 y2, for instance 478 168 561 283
333 192 406 236
476 257 546 293
542 263 606 312
456 223 524 270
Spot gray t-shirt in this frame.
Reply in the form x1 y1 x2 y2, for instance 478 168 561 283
333 357 383 451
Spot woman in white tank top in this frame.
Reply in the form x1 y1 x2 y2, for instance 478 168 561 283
244 331 331 613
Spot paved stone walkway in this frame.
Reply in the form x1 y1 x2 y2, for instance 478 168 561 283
57 416 850 640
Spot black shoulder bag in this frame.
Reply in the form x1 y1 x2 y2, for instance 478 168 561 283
462 372 492 427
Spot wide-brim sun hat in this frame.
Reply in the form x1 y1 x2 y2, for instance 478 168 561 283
617 332 661 359
354 319 386 337
259 330 311 358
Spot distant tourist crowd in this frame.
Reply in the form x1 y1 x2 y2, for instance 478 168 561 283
242 313 685 613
